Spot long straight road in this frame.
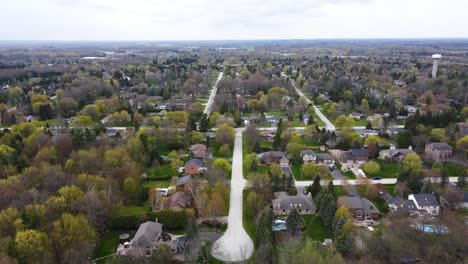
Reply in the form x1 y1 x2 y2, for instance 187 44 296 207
281 72 336 131
294 177 460 187
203 72 223 116
211 129 254 262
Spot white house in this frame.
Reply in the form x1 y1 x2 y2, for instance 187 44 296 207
408 194 440 216
301 150 317 163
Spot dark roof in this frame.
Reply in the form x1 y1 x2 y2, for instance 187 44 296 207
343 152 354 161
130 221 163 248
411 194 440 207
337 196 363 210
184 159 203 167
281 167 292 177
301 150 317 157
272 192 316 211
317 153 333 161
351 148 369 157
361 198 381 215
177 175 192 186
426 142 453 151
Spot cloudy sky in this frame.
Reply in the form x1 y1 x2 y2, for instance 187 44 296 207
1 0 467 40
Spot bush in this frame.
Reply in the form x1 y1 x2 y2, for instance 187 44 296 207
148 209 192 231
110 206 150 229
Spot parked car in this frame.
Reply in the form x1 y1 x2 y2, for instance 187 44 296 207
372 176 382 180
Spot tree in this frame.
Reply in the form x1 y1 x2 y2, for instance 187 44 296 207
15 229 50 264
51 213 97 263
431 128 448 142
186 179 208 216
402 153 422 174
205 193 225 222
199 114 209 132
213 158 231 175
308 176 322 198
70 115 94 127
335 115 353 128
363 161 381 175
360 99 370 114
286 208 302 236
365 135 382 157
245 124 259 151
215 123 235 146
456 170 466 189
245 191 266 218
319 191 336 230
286 143 304 164
303 163 318 179
456 136 468 159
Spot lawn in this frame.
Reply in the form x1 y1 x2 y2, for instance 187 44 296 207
211 142 233 158
351 119 369 127
265 110 288 117
287 120 307 127
291 163 303 180
146 164 175 180
259 140 273 151
383 184 396 196
258 165 270 175
311 111 325 127
299 137 321 146
243 190 257 243
303 215 331 242
142 180 172 189
94 231 121 263
374 160 400 178
334 186 348 197
442 163 465 176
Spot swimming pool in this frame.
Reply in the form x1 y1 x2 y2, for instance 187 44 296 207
418 224 448 234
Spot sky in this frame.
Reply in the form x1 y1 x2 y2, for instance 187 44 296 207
1 0 468 40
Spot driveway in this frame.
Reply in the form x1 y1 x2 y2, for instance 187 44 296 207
331 168 360 197
211 129 254 262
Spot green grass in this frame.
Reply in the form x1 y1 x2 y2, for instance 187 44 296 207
243 190 257 242
258 165 270 175
375 160 401 178
142 180 172 189
265 110 287 116
351 119 369 127
299 137 321 147
334 186 348 197
291 163 303 180
112 206 149 218
94 231 120 262
146 165 175 180
342 169 356 179
442 163 464 176
396 120 405 126
211 142 233 158
259 140 273 151
383 184 396 196
311 112 325 127
303 215 331 242
287 120 306 127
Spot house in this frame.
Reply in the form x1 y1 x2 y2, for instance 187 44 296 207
408 194 440 216
316 153 334 164
425 143 453 160
117 221 185 258
337 197 381 221
189 144 208 159
260 151 288 165
163 190 194 211
349 112 361 120
301 150 317 163
279 156 290 167
379 145 416 162
351 149 369 162
184 159 203 175
118 221 164 257
259 130 275 142
439 184 468 210
271 192 317 215
176 175 192 188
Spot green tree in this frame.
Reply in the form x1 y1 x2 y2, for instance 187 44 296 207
123 177 141 203
335 115 353 128
308 176 322 198
319 191 336 230
402 153 422 174
70 115 94 127
215 123 235 146
363 161 381 175
286 143 304 164
213 158 231 174
286 208 303 236
15 229 50 264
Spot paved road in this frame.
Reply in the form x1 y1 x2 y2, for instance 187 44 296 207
203 72 223 116
294 177 460 187
330 169 360 196
281 72 336 131
211 129 254 262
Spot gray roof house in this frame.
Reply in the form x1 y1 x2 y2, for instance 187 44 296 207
122 221 164 258
379 145 415 162
316 153 334 164
408 194 440 216
301 150 317 163
337 197 381 221
424 143 453 160
272 192 316 215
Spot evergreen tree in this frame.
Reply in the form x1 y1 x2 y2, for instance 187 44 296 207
309 176 322 197
199 114 209 132
319 192 337 230
328 180 335 196
440 168 449 188
273 118 284 150
286 208 302 236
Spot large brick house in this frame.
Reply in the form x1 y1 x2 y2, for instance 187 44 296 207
425 143 453 161
337 196 381 221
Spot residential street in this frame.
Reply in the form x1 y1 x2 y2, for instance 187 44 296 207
294 177 460 187
281 72 336 131
203 72 223 116
211 129 254 262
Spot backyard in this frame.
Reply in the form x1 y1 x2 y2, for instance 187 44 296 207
303 215 332 242
374 160 400 178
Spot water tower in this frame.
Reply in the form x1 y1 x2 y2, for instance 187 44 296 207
432 54 442 78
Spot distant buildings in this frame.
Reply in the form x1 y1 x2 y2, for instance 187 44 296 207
425 143 453 161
